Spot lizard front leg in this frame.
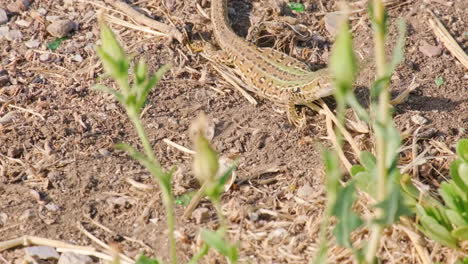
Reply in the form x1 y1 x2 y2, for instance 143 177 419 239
286 97 306 128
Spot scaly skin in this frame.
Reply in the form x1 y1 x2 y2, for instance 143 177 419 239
211 0 333 127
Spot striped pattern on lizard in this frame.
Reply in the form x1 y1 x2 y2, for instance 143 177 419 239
210 0 333 127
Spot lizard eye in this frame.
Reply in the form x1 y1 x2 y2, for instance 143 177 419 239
292 87 301 93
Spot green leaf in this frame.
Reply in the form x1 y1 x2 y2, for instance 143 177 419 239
135 255 161 264
323 150 341 211
452 226 468 240
417 205 458 248
135 59 148 86
345 93 370 123
375 185 412 225
359 151 376 170
456 139 468 163
330 15 357 95
459 163 468 186
450 159 468 192
350 165 366 177
435 76 444 87
439 182 462 212
96 45 129 81
382 123 401 170
99 22 126 63
201 230 238 262
368 1 388 36
332 182 363 248
287 2 305 12
96 22 130 81
115 143 167 181
370 76 390 101
47 37 68 51
445 209 468 228
353 171 373 196
175 191 196 206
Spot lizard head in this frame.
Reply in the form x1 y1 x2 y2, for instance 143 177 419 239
294 68 334 102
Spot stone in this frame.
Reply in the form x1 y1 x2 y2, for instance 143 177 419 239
296 183 314 200
0 9 8 25
6 0 31 13
73 54 83 63
419 40 442 57
192 208 210 224
15 19 31 27
6 29 22 41
0 70 9 86
411 114 429 125
46 19 77 37
25 39 40 48
58 252 93 264
25 246 60 260
39 53 50 62
0 26 9 38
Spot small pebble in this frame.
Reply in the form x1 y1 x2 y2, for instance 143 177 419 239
58 252 93 264
296 183 314 200
47 19 77 37
45 203 60 212
19 209 33 221
25 246 60 260
0 26 9 38
24 39 40 48
0 212 7 226
0 70 9 86
419 40 442 57
37 7 47 15
6 29 22 41
7 0 31 13
411 114 429 125
98 148 110 157
85 31 94 39
73 54 83 63
45 15 61 22
324 12 341 37
0 9 8 25
192 208 210 224
15 19 31 27
39 53 50 62
63 0 74 6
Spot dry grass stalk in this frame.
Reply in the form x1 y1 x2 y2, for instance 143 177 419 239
427 10 468 69
101 0 184 43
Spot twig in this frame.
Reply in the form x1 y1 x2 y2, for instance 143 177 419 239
102 0 184 43
427 10 468 69
205 57 258 105
76 222 134 264
7 104 45 121
163 138 196 154
326 114 353 172
0 236 94 252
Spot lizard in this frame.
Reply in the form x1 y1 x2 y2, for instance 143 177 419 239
210 0 333 127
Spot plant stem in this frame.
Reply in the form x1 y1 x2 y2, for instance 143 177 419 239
213 199 226 233
366 0 388 262
129 109 177 264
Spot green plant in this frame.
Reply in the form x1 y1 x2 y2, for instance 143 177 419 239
314 1 412 263
416 139 468 249
316 0 468 262
95 20 236 264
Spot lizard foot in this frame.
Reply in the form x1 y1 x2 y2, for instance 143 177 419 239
287 104 306 128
